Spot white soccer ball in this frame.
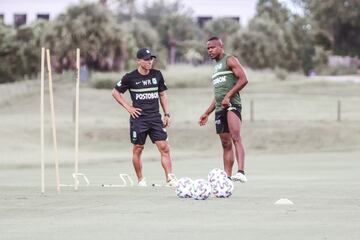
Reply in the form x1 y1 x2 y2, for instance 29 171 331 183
191 179 212 200
208 168 228 184
212 177 234 198
175 177 193 198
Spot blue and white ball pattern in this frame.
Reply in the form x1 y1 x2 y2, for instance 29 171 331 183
175 177 193 198
208 168 228 184
212 177 234 198
191 179 212 200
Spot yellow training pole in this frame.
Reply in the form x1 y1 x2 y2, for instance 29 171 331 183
46 49 61 193
74 48 80 190
40 47 45 194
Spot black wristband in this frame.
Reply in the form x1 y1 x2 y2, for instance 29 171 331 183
164 113 170 117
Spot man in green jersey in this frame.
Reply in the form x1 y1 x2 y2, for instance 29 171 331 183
199 37 248 182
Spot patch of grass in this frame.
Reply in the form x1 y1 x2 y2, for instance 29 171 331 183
246 68 305 82
88 65 214 89
90 72 123 89
91 78 117 89
162 64 213 88
87 65 309 90
317 65 358 76
274 67 288 81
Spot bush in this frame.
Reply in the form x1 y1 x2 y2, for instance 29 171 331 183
0 24 39 83
203 17 241 43
274 67 288 80
90 72 122 89
229 15 302 72
316 65 358 76
92 78 117 89
89 64 213 89
163 64 212 88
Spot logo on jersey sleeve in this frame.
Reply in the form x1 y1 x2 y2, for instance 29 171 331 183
116 81 122 86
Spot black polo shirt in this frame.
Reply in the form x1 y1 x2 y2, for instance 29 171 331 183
114 69 167 117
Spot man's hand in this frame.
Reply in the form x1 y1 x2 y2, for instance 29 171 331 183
221 96 230 109
127 106 142 118
163 115 171 128
199 113 209 126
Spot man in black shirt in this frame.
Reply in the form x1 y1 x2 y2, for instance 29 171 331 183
112 48 177 187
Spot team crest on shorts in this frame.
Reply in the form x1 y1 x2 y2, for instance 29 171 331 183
132 130 137 141
152 78 157 84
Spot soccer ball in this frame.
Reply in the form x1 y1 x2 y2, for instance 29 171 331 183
208 168 228 184
191 179 212 200
212 177 234 198
175 177 193 198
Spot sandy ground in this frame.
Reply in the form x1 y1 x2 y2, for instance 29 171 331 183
1 78 360 239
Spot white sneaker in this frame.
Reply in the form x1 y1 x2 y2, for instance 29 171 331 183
231 172 247 183
164 174 178 187
138 177 147 187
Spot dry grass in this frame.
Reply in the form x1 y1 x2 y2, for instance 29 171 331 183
1 68 360 167
1 67 360 240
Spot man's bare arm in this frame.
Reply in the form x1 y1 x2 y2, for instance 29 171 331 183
221 56 248 108
199 99 216 126
159 91 171 127
112 89 142 118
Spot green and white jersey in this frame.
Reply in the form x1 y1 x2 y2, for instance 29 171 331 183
212 54 241 112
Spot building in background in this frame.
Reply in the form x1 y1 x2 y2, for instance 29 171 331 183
0 0 96 26
179 0 257 27
0 0 257 27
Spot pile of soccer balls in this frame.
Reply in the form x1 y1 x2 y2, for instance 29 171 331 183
175 168 234 200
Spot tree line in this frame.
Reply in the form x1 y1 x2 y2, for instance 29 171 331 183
0 0 359 83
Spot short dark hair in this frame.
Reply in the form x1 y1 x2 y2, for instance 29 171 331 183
208 36 221 42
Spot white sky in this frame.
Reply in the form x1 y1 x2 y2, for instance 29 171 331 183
0 0 258 25
0 0 298 26
168 0 258 25
0 0 91 24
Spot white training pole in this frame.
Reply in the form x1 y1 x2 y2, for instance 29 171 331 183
40 47 45 194
46 49 61 193
74 48 80 190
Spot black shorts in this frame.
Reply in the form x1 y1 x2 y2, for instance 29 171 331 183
215 105 242 134
130 116 167 145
